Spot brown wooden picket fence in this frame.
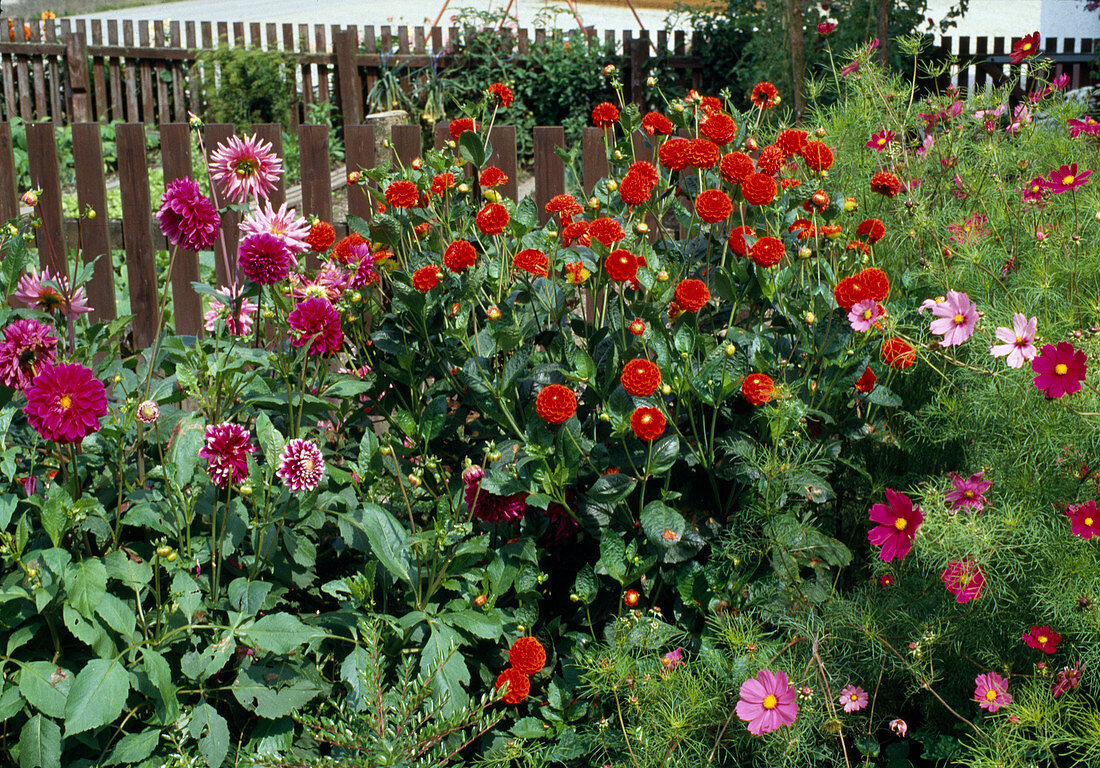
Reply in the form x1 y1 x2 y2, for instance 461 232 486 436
1 118 656 348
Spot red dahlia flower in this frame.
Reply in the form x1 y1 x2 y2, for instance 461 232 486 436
495 668 530 704
641 111 673 136
621 359 661 397
591 102 620 128
476 203 510 236
199 422 256 489
630 406 666 441
674 279 710 312
536 384 577 424
444 240 478 273
509 637 547 675
412 265 441 292
695 189 732 223
741 373 775 405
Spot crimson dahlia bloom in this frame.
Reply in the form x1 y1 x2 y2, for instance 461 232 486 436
1065 500 1100 539
199 423 256 489
0 318 57 390
239 232 293 285
463 465 527 524
735 670 798 735
23 363 108 443
867 488 922 562
942 559 985 603
1031 342 1087 399
288 297 343 355
157 177 220 252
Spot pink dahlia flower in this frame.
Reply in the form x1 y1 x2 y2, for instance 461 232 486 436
463 464 527 524
14 267 93 320
238 232 293 285
23 363 108 443
199 423 256 489
240 200 309 256
204 284 258 336
929 290 978 346
136 399 160 423
735 669 799 735
942 559 985 603
1043 163 1092 194
288 297 343 355
867 488 923 562
990 313 1037 368
289 263 348 303
276 438 326 491
974 672 1012 712
157 176 220 252
1065 500 1100 539
1031 342 1087 399
945 470 992 512
847 299 884 333
0 318 57 390
209 133 283 204
838 684 868 713
345 243 376 290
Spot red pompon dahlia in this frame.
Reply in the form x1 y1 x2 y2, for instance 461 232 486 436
513 249 550 278
641 111 674 136
288 297 343 355
750 81 779 108
620 172 654 207
561 222 591 248
700 112 737 145
674 279 710 313
776 128 808 157
535 384 577 425
800 141 834 172
749 236 785 268
621 359 661 397
384 180 420 209
430 173 455 195
545 193 583 219
720 152 755 185
276 438 326 492
756 145 785 175
495 668 530 704
486 81 514 108
444 240 478 273
658 137 692 171
0 318 57 390
589 218 625 247
856 218 886 244
239 232 293 285
509 637 547 675
630 406 666 441
870 171 902 198
741 173 778 206
626 160 659 188
305 221 336 252
476 203 510 236
412 265 441 292
687 139 720 169
448 117 477 140
695 189 732 223
591 101 620 128
728 225 756 257
741 373 775 405
880 337 915 370
199 422 257 489
479 166 509 188
23 363 108 443
157 177 221 252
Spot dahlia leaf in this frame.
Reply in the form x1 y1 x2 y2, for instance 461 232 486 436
63 658 129 736
17 714 61 768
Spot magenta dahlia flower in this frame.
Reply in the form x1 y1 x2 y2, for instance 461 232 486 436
238 232 293 285
23 363 108 443
209 133 283 204
838 684 868 713
0 319 57 390
867 488 923 562
345 243 376 290
463 464 527 524
945 471 992 513
929 290 978 347
276 438 326 492
1031 342 1087 399
1065 500 1100 539
990 313 1037 368
974 672 1012 712
199 423 256 489
735 670 799 735
14 267 92 320
204 284 258 336
240 200 309 256
288 297 343 355
1043 163 1092 194
942 559 985 603
156 177 220 252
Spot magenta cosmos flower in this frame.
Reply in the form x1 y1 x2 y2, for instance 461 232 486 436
1065 500 1100 539
240 200 310 256
867 488 923 562
14 267 92 320
661 647 685 670
238 232 293 285
210 133 283 204
942 560 985 603
847 299 884 333
462 465 527 524
276 438 326 491
1052 662 1082 699
204 284 257 336
23 363 108 443
1043 163 1092 194
947 213 990 245
945 471 992 513
288 297 343 355
199 423 256 489
1031 342 1087 399
838 685 868 713
1022 625 1060 654
866 128 894 152
990 313 1037 368
735 670 799 735
0 318 57 390
1022 176 1046 203
974 672 1012 712
1068 116 1100 138
929 291 978 346
156 177 220 252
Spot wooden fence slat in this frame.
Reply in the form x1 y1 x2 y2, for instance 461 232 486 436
252 124 286 208
232 21 244 46
205 123 238 286
107 20 123 121
91 21 107 121
15 39 32 121
582 126 609 195
0 123 19 222
117 123 159 348
974 36 988 89
488 125 518 202
71 122 117 323
299 24 314 110
2 49 19 122
298 124 331 268
533 126 565 225
250 21 262 47
160 122 201 336
957 35 971 94
282 24 298 128
391 124 421 167
315 25 329 104
1065 38 1079 89
26 123 67 274
31 21 48 119
65 32 92 123
363 25 377 98
138 22 155 124
334 28 362 126
170 21 186 122
345 123 375 222
122 21 140 122
43 20 63 122
154 22 170 124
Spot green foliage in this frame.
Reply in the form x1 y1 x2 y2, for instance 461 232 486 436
198 44 293 129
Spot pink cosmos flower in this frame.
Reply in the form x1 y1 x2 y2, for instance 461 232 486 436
661 647 685 670
1031 342 1087 399
950 173 969 200
990 313 1038 368
287 297 343 355
840 60 860 77
890 718 908 737
1005 104 1031 136
240 200 310 255
209 134 283 204
847 299 884 333
867 489 923 562
0 318 57 390
238 232 293 285
1065 500 1100 539
276 438 326 491
1068 116 1100 138
1052 662 1082 698
23 363 109 443
1022 176 1046 203
1050 74 1070 90
204 283 258 336
916 134 934 159
973 672 1012 712
735 670 799 735
1043 163 1092 194
199 423 256 489
462 464 527 524
838 685 868 713
947 213 989 245
945 471 992 512
942 560 985 603
929 291 978 347
157 177 221 252
1022 625 1060 654
866 128 895 152
14 267 93 320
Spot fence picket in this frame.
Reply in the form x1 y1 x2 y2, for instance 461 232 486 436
0 122 18 223
391 124 421 167
25 123 66 274
43 20 63 122
299 124 331 269
345 123 376 222
107 20 123 121
117 123 159 348
252 124 286 208
533 126 565 225
30 21 47 119
91 21 107 121
487 126 518 202
160 122 201 336
581 126 608 195
72 122 117 323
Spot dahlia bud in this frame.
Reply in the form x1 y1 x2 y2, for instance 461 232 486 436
487 306 502 321
804 312 815 325
488 450 502 462
660 383 672 395
547 229 558 241
605 180 618 193
261 309 274 319
379 445 394 456
240 483 253 496
20 190 38 207
156 544 172 558
483 188 501 203
634 222 649 235
814 127 826 138
629 318 646 335
85 208 96 220
457 183 470 193
603 64 617 76
407 473 421 487
188 113 204 129
350 291 362 303
166 551 177 562
411 158 423 170
673 103 685 113
798 247 813 259
461 464 484 485
474 594 488 606
843 197 858 212
744 137 759 152
612 150 624 161
599 412 611 422
623 589 640 607
347 171 360 185
646 76 658 87
656 270 668 282
570 593 580 601
136 399 160 424
588 196 600 210
811 191 829 208
724 344 736 357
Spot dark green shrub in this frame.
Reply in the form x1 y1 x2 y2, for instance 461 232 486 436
199 45 292 129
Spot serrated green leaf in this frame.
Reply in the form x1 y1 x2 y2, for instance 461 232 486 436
244 613 321 655
18 714 61 768
104 728 159 765
19 662 72 719
189 702 229 768
95 593 138 640
573 564 597 604
104 550 152 589
445 609 501 639
64 658 129 736
66 558 108 618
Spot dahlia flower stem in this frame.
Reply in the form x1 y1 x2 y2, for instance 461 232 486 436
613 689 641 768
